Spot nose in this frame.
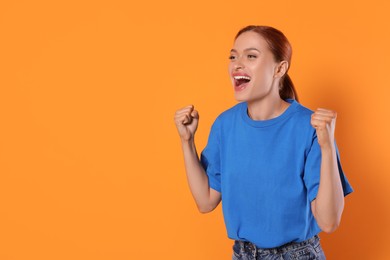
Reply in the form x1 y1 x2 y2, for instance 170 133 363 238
233 56 244 70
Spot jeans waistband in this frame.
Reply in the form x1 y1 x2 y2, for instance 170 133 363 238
235 235 320 255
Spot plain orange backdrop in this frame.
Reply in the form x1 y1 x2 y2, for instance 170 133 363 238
1 0 389 259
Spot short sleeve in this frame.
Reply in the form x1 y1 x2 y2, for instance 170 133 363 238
304 135 354 202
200 118 222 193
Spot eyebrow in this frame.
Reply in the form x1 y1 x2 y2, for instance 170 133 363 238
230 48 261 53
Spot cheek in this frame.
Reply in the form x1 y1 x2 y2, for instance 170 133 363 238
252 64 274 81
228 63 234 74
228 64 234 82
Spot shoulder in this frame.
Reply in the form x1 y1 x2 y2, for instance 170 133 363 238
290 100 314 123
218 102 244 118
282 100 317 138
215 102 244 123
208 102 244 133
290 101 317 141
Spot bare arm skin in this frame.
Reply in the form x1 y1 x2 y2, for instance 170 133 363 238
310 108 345 233
174 105 221 213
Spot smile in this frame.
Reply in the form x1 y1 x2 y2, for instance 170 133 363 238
233 75 251 91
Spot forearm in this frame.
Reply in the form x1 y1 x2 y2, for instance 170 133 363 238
181 138 219 213
313 145 345 233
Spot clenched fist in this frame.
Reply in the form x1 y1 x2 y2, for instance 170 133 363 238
311 108 337 149
174 105 199 141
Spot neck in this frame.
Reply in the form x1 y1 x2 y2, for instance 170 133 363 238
247 97 290 121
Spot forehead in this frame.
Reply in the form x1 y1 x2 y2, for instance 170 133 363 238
232 31 269 52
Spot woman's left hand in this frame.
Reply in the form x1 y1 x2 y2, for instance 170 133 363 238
311 108 337 149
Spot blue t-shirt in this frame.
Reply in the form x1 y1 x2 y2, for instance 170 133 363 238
200 99 353 248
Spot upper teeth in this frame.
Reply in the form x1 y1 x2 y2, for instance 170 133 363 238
234 76 251 80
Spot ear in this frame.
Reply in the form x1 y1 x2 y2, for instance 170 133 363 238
274 61 289 78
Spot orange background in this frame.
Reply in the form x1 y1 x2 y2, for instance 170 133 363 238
0 0 389 259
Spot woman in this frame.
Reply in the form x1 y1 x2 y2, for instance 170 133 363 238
174 25 352 259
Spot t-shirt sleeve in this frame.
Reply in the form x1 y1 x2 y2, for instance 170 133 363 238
200 118 222 193
304 135 354 202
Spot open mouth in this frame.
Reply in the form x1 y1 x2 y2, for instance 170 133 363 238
234 75 251 91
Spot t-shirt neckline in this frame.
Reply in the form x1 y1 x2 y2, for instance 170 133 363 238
241 99 299 128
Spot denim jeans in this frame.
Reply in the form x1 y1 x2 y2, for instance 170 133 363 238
232 235 326 260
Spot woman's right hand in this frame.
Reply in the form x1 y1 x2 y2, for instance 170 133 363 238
174 105 199 141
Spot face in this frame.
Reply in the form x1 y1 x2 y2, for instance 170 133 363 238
228 31 282 102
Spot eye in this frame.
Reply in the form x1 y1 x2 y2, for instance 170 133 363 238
229 55 236 60
247 54 257 59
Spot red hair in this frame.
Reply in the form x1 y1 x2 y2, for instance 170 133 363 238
235 25 299 101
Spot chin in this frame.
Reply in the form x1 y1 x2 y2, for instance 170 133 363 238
233 93 249 102
233 83 252 102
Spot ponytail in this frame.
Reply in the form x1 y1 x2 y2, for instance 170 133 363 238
280 74 299 102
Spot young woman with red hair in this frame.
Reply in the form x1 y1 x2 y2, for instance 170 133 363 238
174 25 352 259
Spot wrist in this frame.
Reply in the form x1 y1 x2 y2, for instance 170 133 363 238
320 143 336 154
181 137 198 156
181 136 195 146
